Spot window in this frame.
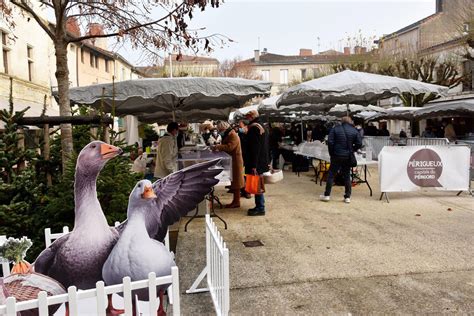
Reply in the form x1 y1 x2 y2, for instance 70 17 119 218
105 60 109 73
312 68 320 78
301 68 307 80
463 22 470 34
27 45 33 81
261 70 270 81
80 48 84 63
90 52 94 67
95 56 99 69
279 69 288 84
1 31 9 74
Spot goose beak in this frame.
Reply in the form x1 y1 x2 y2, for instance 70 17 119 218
142 185 157 199
101 144 123 159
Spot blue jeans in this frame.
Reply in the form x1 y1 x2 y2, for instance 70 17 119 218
324 156 352 198
255 194 265 211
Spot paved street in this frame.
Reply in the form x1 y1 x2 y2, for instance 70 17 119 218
176 167 474 315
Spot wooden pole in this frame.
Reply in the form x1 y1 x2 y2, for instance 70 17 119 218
16 115 113 126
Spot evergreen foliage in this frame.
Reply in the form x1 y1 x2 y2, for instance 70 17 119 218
0 103 142 260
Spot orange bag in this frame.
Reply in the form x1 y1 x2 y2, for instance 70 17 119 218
245 174 265 195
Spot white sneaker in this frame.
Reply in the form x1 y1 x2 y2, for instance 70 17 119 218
319 195 330 202
344 197 351 203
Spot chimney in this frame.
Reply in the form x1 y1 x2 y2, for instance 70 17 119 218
87 23 107 50
343 47 351 55
299 48 313 56
361 47 367 54
254 49 260 62
87 23 104 36
66 17 81 37
262 48 268 54
354 46 362 54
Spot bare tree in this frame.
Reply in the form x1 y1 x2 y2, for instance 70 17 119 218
220 57 259 79
1 0 224 169
379 57 464 106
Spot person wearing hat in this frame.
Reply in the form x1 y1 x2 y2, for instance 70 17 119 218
244 110 269 216
208 128 222 145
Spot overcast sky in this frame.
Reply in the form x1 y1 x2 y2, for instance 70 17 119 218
117 0 436 65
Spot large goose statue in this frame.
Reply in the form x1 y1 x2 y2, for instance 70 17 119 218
34 141 222 314
102 180 174 316
106 161 222 315
34 141 123 289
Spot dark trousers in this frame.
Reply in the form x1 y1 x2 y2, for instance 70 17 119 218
255 193 265 210
324 156 352 198
271 148 280 169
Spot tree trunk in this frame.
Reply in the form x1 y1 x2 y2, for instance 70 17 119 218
43 124 52 187
54 40 74 171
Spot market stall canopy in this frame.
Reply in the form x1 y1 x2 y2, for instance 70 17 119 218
138 107 231 124
259 94 333 115
368 106 422 121
328 104 387 117
276 70 449 106
413 99 474 120
66 77 272 115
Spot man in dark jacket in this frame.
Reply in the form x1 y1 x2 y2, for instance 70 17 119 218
320 116 362 203
244 110 269 216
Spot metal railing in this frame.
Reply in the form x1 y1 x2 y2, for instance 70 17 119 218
363 136 391 160
406 137 450 146
186 214 230 316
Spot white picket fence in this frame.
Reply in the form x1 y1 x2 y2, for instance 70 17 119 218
0 226 180 315
186 214 230 316
0 269 180 316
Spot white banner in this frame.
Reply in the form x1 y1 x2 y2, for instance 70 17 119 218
379 146 470 192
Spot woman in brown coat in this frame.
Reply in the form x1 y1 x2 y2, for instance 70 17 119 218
214 121 244 208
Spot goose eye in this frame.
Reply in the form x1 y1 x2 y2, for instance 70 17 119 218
91 144 96 149
138 184 141 188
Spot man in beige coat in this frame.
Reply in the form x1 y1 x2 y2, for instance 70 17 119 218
154 122 179 178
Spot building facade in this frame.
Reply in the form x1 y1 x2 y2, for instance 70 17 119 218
0 0 56 122
235 48 373 95
377 0 473 93
163 54 219 77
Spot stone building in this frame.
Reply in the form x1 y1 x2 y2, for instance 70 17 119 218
137 54 220 78
0 1 57 124
377 0 473 93
234 48 373 95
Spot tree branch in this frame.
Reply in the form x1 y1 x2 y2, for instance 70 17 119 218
68 2 185 43
10 0 55 39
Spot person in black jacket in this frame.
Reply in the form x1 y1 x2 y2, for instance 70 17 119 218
244 110 269 216
320 116 362 203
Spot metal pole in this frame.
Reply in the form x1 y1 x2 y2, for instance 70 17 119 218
300 111 304 143
169 53 173 78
